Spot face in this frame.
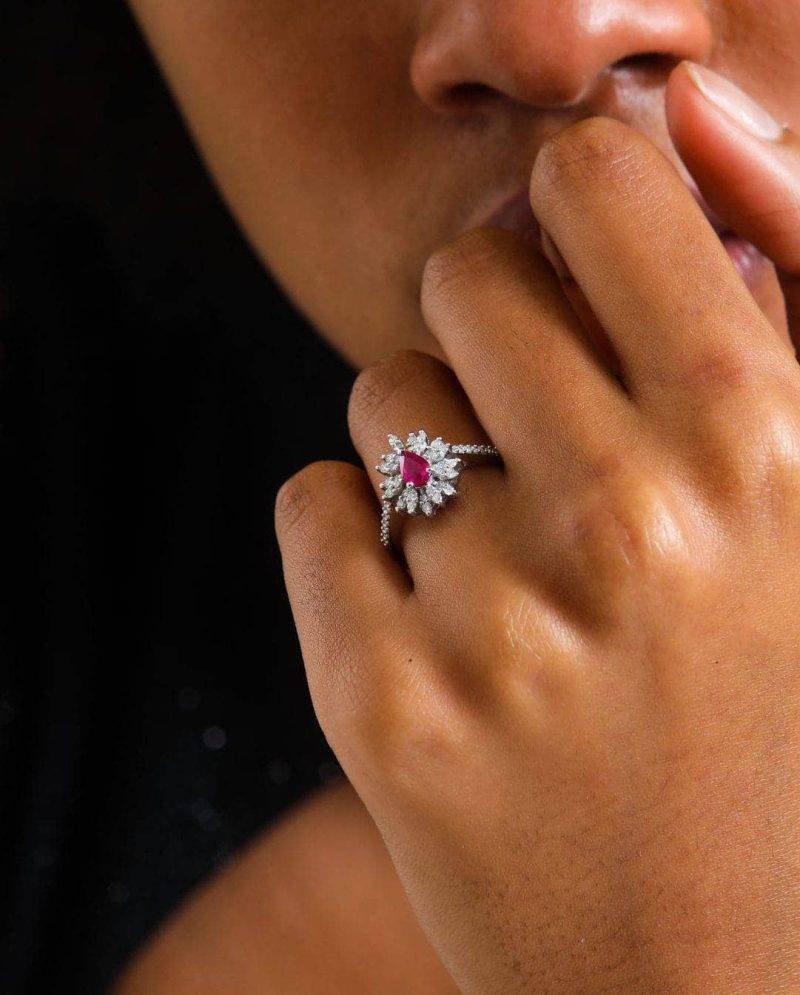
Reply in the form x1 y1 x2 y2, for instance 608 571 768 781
129 0 800 367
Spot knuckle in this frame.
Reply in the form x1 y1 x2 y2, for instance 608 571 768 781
484 584 584 700
275 460 356 538
532 116 645 195
757 411 800 507
563 466 692 591
421 226 520 307
274 467 363 647
686 361 800 513
678 343 768 400
348 349 429 430
419 572 587 709
369 703 469 802
343 660 469 802
274 468 317 537
712 401 800 514
313 634 399 749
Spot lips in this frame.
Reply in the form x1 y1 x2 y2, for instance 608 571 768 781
483 183 767 293
485 188 542 245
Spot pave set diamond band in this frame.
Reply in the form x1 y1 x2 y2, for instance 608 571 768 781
376 430 500 547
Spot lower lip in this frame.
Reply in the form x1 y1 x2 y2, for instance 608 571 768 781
720 234 767 292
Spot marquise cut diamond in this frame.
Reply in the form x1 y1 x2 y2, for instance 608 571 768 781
431 458 460 480
381 475 403 499
425 437 449 463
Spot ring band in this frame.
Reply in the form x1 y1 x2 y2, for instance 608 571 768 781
376 429 499 546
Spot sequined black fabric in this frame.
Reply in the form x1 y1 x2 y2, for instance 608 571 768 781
1 4 354 991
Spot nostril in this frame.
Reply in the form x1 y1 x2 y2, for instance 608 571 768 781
450 81 493 101
445 81 498 110
412 2 712 115
611 51 679 74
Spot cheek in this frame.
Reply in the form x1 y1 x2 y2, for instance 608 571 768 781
134 0 436 359
259 10 414 201
720 0 800 131
195 3 414 248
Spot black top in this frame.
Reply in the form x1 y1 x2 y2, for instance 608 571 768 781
1 4 354 991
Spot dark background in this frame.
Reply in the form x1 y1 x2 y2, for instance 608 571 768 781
1 3 356 991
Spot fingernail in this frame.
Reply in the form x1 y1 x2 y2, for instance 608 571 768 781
684 62 785 141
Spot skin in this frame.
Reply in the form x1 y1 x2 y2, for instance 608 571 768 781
114 781 457 993
119 1 800 991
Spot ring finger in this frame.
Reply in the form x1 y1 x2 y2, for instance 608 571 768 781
420 226 638 496
348 349 506 585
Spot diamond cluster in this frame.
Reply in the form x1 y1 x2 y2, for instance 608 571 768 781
376 430 461 517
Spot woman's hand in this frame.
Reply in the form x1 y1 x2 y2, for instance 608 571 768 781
666 61 800 348
276 77 800 994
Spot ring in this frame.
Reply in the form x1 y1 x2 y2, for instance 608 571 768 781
376 429 499 546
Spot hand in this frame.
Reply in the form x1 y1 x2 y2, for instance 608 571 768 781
276 75 800 993
666 61 800 349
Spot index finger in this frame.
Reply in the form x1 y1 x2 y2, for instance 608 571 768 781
529 116 788 406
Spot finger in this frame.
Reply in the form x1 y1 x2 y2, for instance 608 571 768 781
275 461 411 741
540 227 623 378
420 226 634 477
529 116 790 408
666 60 800 350
347 350 504 581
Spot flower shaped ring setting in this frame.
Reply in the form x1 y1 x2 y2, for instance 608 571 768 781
376 430 499 547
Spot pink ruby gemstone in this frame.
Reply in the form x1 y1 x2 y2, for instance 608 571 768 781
399 450 431 487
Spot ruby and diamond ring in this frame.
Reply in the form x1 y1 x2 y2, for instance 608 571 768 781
376 430 499 546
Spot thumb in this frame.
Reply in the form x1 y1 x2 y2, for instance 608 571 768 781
666 60 800 350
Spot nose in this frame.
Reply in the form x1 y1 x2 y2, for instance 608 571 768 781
411 0 712 113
